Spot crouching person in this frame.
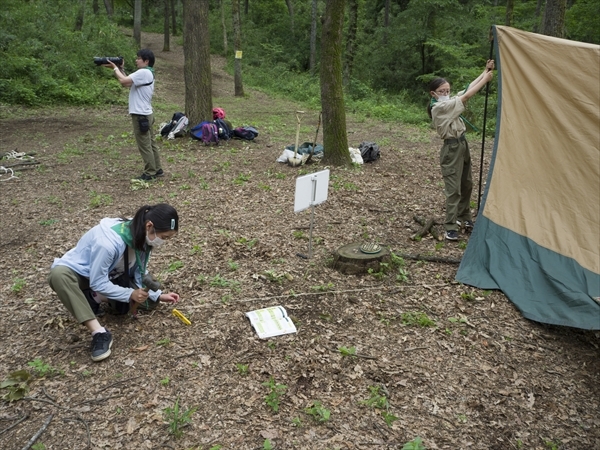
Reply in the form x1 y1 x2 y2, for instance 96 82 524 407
48 204 180 361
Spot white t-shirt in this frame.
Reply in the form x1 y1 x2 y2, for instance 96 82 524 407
128 68 154 115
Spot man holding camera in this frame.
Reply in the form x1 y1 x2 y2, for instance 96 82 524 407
105 49 163 181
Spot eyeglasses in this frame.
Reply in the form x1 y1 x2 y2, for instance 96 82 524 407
435 89 450 95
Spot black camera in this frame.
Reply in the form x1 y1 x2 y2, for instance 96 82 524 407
93 56 123 66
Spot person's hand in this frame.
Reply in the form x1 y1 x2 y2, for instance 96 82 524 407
130 288 150 304
159 292 180 304
486 59 495 72
484 70 494 83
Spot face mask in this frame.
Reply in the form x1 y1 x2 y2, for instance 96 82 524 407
146 230 165 248
436 95 450 102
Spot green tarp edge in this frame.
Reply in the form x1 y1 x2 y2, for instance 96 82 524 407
457 216 600 330
456 26 600 330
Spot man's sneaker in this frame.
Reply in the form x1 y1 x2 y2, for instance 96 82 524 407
156 169 164 177
136 173 156 181
445 230 459 241
91 330 113 362
464 220 474 232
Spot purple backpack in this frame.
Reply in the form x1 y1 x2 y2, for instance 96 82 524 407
201 122 219 145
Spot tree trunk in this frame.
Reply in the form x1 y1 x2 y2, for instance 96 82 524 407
309 0 318 75
343 0 358 86
383 0 390 44
134 0 142 48
183 0 213 126
220 0 228 55
332 243 391 275
163 0 170 52
320 0 351 167
103 0 113 18
232 0 244 97
74 0 85 32
533 0 544 32
285 0 295 35
171 0 177 35
244 0 249 15
92 0 99 15
541 0 566 38
505 0 514 26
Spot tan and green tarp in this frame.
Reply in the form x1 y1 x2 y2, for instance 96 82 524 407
456 26 600 330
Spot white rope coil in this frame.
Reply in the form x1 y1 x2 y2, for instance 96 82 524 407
0 166 17 181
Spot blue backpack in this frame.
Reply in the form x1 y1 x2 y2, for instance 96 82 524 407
190 121 219 145
190 121 209 140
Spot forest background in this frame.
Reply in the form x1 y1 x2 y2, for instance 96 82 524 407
1 0 598 128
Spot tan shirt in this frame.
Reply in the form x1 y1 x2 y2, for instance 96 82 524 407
431 97 466 140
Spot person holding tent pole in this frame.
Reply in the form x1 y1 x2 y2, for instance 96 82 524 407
428 60 494 241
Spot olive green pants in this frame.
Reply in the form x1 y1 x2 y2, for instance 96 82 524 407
132 113 161 177
440 138 473 231
48 265 96 324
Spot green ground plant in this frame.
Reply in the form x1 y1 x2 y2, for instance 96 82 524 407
305 401 331 423
338 346 356 357
236 363 249 376
11 278 26 293
263 377 287 413
400 311 436 327
27 359 59 377
163 397 197 439
361 385 398 427
402 437 426 450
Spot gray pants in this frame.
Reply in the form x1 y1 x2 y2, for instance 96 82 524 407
132 113 161 176
48 265 95 324
440 138 473 231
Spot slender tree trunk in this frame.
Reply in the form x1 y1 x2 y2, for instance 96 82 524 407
533 0 544 32
343 0 358 86
383 0 390 44
505 0 514 26
320 0 351 167
309 0 318 76
285 0 295 35
92 0 99 15
163 0 171 51
134 0 142 48
74 0 85 31
244 0 249 15
221 0 228 55
541 0 567 37
232 0 244 96
171 0 177 35
103 0 113 17
183 0 213 125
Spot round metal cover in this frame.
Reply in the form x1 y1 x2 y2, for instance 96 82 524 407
360 243 381 254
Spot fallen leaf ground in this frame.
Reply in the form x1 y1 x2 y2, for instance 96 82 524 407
0 32 598 450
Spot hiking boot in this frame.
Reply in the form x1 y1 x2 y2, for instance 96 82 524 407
445 230 459 241
136 173 156 181
464 220 474 232
90 330 113 362
156 169 164 177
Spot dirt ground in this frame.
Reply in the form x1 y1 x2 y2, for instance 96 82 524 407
0 33 598 450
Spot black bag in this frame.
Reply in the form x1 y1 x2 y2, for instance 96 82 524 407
233 126 259 140
107 248 136 315
214 118 234 140
138 115 150 133
359 141 381 163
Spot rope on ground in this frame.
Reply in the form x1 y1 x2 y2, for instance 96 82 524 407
0 166 17 181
